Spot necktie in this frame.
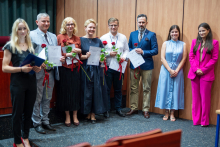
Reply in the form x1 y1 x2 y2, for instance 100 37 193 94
44 34 49 44
139 32 143 42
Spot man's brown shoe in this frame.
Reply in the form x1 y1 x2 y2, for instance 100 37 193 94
126 109 138 116
143 111 150 118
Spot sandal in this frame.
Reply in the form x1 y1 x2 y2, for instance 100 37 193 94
163 110 169 121
170 117 176 121
163 116 169 120
170 110 176 121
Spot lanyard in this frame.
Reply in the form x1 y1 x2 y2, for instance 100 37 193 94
110 35 118 46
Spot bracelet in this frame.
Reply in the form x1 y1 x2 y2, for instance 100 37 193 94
21 67 22 72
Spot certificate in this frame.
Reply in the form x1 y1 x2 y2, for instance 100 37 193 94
62 44 79 65
127 49 145 68
48 46 62 66
87 46 101 66
109 58 127 73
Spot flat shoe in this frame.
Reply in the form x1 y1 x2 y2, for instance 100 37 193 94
73 122 79 126
201 125 208 127
91 120 96 124
65 122 71 127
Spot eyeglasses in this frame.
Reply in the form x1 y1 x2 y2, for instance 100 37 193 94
109 25 118 27
66 23 74 26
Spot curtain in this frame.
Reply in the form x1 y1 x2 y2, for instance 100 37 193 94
0 0 57 36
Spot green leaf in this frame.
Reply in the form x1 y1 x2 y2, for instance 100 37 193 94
100 57 105 61
72 53 76 57
66 46 72 53
101 48 106 53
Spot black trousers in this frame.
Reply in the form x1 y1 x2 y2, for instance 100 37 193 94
10 73 37 144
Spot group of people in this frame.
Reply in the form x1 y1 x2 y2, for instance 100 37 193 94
1 12 218 147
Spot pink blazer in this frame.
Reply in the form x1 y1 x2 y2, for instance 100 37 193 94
188 39 219 81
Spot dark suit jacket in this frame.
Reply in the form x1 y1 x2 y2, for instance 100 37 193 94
128 29 158 70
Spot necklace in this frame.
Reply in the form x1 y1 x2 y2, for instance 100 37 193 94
19 43 26 46
87 38 92 43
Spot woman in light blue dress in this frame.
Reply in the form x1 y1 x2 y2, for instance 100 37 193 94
155 25 187 121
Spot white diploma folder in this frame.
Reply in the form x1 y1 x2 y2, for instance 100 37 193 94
87 46 101 66
48 46 62 66
127 49 145 68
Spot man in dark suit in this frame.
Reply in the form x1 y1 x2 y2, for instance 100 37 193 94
126 14 158 118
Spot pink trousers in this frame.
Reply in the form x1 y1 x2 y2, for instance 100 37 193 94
191 76 213 126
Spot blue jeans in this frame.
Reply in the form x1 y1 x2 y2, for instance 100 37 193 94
105 68 124 111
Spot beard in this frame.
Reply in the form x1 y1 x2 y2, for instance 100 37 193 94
138 26 145 32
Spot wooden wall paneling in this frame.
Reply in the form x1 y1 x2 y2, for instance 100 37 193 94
56 0 65 35
181 0 220 125
97 0 136 40
136 0 183 114
65 0 98 37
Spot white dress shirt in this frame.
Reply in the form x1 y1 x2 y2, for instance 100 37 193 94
100 32 129 66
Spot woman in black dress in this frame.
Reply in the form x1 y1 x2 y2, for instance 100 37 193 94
80 19 108 124
56 17 81 127
2 18 41 147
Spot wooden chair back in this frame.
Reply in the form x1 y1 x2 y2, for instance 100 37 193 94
122 129 182 147
106 128 162 145
67 142 91 147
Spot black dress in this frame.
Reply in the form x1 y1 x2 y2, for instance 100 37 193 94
56 66 80 111
80 37 108 114
2 43 37 144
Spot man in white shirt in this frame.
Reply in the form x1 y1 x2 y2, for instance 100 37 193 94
100 18 129 117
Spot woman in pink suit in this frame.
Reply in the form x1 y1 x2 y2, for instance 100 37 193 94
188 23 219 127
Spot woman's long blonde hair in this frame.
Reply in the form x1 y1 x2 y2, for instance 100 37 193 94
10 18 34 54
60 17 78 35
